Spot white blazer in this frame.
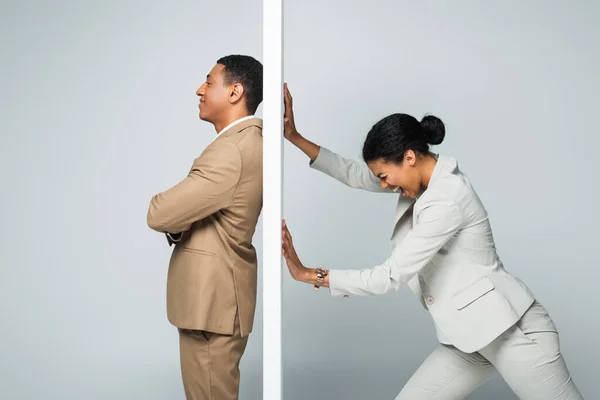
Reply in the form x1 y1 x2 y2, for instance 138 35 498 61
310 147 535 353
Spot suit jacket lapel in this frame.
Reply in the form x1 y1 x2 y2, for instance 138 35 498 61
391 199 415 241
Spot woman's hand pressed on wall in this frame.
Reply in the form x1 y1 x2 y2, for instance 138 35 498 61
281 219 307 280
281 220 330 287
283 83 300 142
282 83 321 161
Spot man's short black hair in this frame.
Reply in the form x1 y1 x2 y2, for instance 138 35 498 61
216 55 263 114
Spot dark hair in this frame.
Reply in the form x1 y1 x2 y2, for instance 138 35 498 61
216 55 263 114
362 113 445 164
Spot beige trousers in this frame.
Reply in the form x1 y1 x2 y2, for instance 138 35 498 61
395 301 583 399
178 312 249 400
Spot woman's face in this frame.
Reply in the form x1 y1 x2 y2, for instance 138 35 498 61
367 150 422 198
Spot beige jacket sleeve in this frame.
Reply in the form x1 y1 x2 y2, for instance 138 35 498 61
147 141 242 234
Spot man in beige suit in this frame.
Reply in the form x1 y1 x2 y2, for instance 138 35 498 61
147 54 263 400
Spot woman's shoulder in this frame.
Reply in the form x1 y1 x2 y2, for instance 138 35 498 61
432 155 475 190
417 180 461 210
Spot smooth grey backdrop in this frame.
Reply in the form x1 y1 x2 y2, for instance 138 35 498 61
0 1 263 399
2 1 600 400
283 1 598 399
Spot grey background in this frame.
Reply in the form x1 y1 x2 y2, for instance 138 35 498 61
0 1 263 399
1 1 599 400
282 1 598 399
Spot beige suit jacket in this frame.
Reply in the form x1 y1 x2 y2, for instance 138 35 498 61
147 118 263 337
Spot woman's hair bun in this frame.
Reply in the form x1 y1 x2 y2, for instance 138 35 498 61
420 115 445 145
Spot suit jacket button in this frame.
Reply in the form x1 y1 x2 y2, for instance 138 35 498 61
426 296 434 305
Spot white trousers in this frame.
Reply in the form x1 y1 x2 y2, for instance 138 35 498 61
395 301 583 399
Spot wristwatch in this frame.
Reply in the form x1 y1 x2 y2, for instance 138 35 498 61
313 267 329 291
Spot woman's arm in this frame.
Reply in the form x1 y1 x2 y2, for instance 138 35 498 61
282 199 462 296
284 83 393 193
308 145 391 192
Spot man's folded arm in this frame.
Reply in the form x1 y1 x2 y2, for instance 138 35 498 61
147 142 242 234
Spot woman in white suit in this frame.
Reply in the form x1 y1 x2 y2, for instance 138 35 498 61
280 85 582 400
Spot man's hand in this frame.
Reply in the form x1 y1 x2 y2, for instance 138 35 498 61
165 224 191 246
166 233 176 246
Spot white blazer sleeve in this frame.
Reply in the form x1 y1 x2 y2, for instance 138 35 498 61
328 199 462 297
309 146 392 193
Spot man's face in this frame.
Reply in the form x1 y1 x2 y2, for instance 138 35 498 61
196 64 231 122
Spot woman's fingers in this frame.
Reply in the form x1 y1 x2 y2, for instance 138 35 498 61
281 233 299 264
281 220 301 267
283 237 297 262
281 231 291 251
281 223 289 242
282 86 297 140
282 224 292 243
282 236 293 256
283 229 292 244
283 85 293 112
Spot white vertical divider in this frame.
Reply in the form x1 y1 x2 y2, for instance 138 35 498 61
262 0 283 399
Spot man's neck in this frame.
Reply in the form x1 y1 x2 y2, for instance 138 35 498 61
214 112 253 134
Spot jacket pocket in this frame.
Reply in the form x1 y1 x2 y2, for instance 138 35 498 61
451 276 495 310
180 247 216 257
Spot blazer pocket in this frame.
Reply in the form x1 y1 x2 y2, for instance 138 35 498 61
451 276 495 310
180 247 216 257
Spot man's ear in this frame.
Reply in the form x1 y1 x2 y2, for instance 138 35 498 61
228 83 244 104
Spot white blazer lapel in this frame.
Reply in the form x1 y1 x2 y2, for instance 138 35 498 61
390 200 426 307
390 198 415 243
